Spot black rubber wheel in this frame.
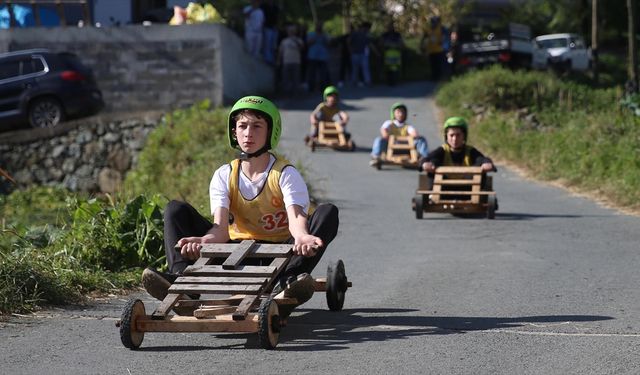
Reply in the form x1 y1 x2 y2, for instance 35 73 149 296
326 260 348 311
310 141 316 152
258 298 280 349
348 140 356 151
28 97 64 128
414 194 424 219
375 160 382 170
119 298 145 350
487 195 496 219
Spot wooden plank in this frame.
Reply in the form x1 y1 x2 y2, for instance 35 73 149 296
194 306 239 318
435 166 483 174
436 179 481 186
222 240 256 270
183 265 277 277
471 179 481 204
137 315 259 333
174 276 268 285
169 284 263 295
151 293 182 319
175 295 247 307
232 295 261 321
417 190 495 195
199 243 292 258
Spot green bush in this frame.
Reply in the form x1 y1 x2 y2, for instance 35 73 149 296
124 100 236 214
437 67 640 210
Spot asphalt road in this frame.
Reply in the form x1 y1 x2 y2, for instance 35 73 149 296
2 82 640 374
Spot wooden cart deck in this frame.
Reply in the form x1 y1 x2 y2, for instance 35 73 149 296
413 166 497 219
373 135 419 169
118 240 351 350
308 121 355 151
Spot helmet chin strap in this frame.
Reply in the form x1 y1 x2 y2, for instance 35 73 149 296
238 145 270 160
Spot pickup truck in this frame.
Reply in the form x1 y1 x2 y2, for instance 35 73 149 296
456 22 532 72
531 33 592 72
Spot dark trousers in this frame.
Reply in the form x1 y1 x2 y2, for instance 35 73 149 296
306 59 329 92
163 200 339 281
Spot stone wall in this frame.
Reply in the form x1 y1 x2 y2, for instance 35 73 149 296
0 24 274 112
0 113 162 193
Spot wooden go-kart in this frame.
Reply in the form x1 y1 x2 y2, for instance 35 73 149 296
117 240 351 350
308 121 355 152
412 166 498 219
371 135 419 170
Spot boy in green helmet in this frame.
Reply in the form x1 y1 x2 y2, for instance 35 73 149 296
142 96 339 315
370 102 429 166
419 116 496 189
306 85 350 143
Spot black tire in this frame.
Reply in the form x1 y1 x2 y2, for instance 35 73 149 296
487 195 496 219
375 160 382 170
349 140 356 152
28 97 64 128
120 298 145 350
258 298 280 350
310 141 316 152
414 194 424 219
326 260 348 311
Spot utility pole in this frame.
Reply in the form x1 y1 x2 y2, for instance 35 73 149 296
627 0 638 93
591 0 598 84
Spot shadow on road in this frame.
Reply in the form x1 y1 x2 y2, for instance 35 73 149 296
130 308 612 352
271 308 614 351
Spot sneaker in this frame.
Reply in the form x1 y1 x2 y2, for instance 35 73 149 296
284 273 315 305
369 157 380 167
141 268 176 301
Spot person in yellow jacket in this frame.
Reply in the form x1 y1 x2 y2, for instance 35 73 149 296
142 96 339 315
421 16 447 81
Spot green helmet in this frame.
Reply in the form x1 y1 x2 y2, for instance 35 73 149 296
443 116 468 140
323 85 339 100
227 96 282 150
390 102 407 120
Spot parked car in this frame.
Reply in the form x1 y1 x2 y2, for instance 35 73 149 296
0 48 104 131
532 33 592 72
456 22 533 73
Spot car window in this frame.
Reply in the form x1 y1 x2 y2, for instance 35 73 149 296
0 60 21 80
539 38 568 49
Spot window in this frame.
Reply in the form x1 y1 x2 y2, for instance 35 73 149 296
0 60 21 80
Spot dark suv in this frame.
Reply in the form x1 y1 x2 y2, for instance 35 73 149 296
0 48 104 131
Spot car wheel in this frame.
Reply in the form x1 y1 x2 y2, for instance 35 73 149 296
29 97 64 128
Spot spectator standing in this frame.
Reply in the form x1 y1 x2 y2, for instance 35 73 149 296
421 16 447 81
260 0 279 64
306 22 331 92
336 29 352 87
278 24 304 96
243 0 264 58
349 22 373 87
380 21 404 85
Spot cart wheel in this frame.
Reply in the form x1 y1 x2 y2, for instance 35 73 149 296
258 298 281 350
310 141 316 152
487 195 496 219
414 194 424 219
348 140 356 151
375 159 382 170
326 260 348 311
119 298 145 350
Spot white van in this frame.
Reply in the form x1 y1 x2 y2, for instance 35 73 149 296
532 33 592 71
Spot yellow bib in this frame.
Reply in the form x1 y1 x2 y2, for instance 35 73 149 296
443 143 472 166
228 156 292 242
388 123 410 136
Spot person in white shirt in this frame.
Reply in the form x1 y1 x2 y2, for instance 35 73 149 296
243 0 265 58
142 96 339 320
370 102 429 165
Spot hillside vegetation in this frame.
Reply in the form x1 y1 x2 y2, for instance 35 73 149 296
436 66 640 211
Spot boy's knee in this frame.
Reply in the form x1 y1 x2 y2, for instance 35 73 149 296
164 200 189 221
315 203 339 223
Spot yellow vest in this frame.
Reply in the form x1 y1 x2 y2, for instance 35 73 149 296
443 143 472 166
388 123 410 136
425 26 444 54
227 156 292 242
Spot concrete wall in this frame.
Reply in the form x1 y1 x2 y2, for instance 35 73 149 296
0 24 274 112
